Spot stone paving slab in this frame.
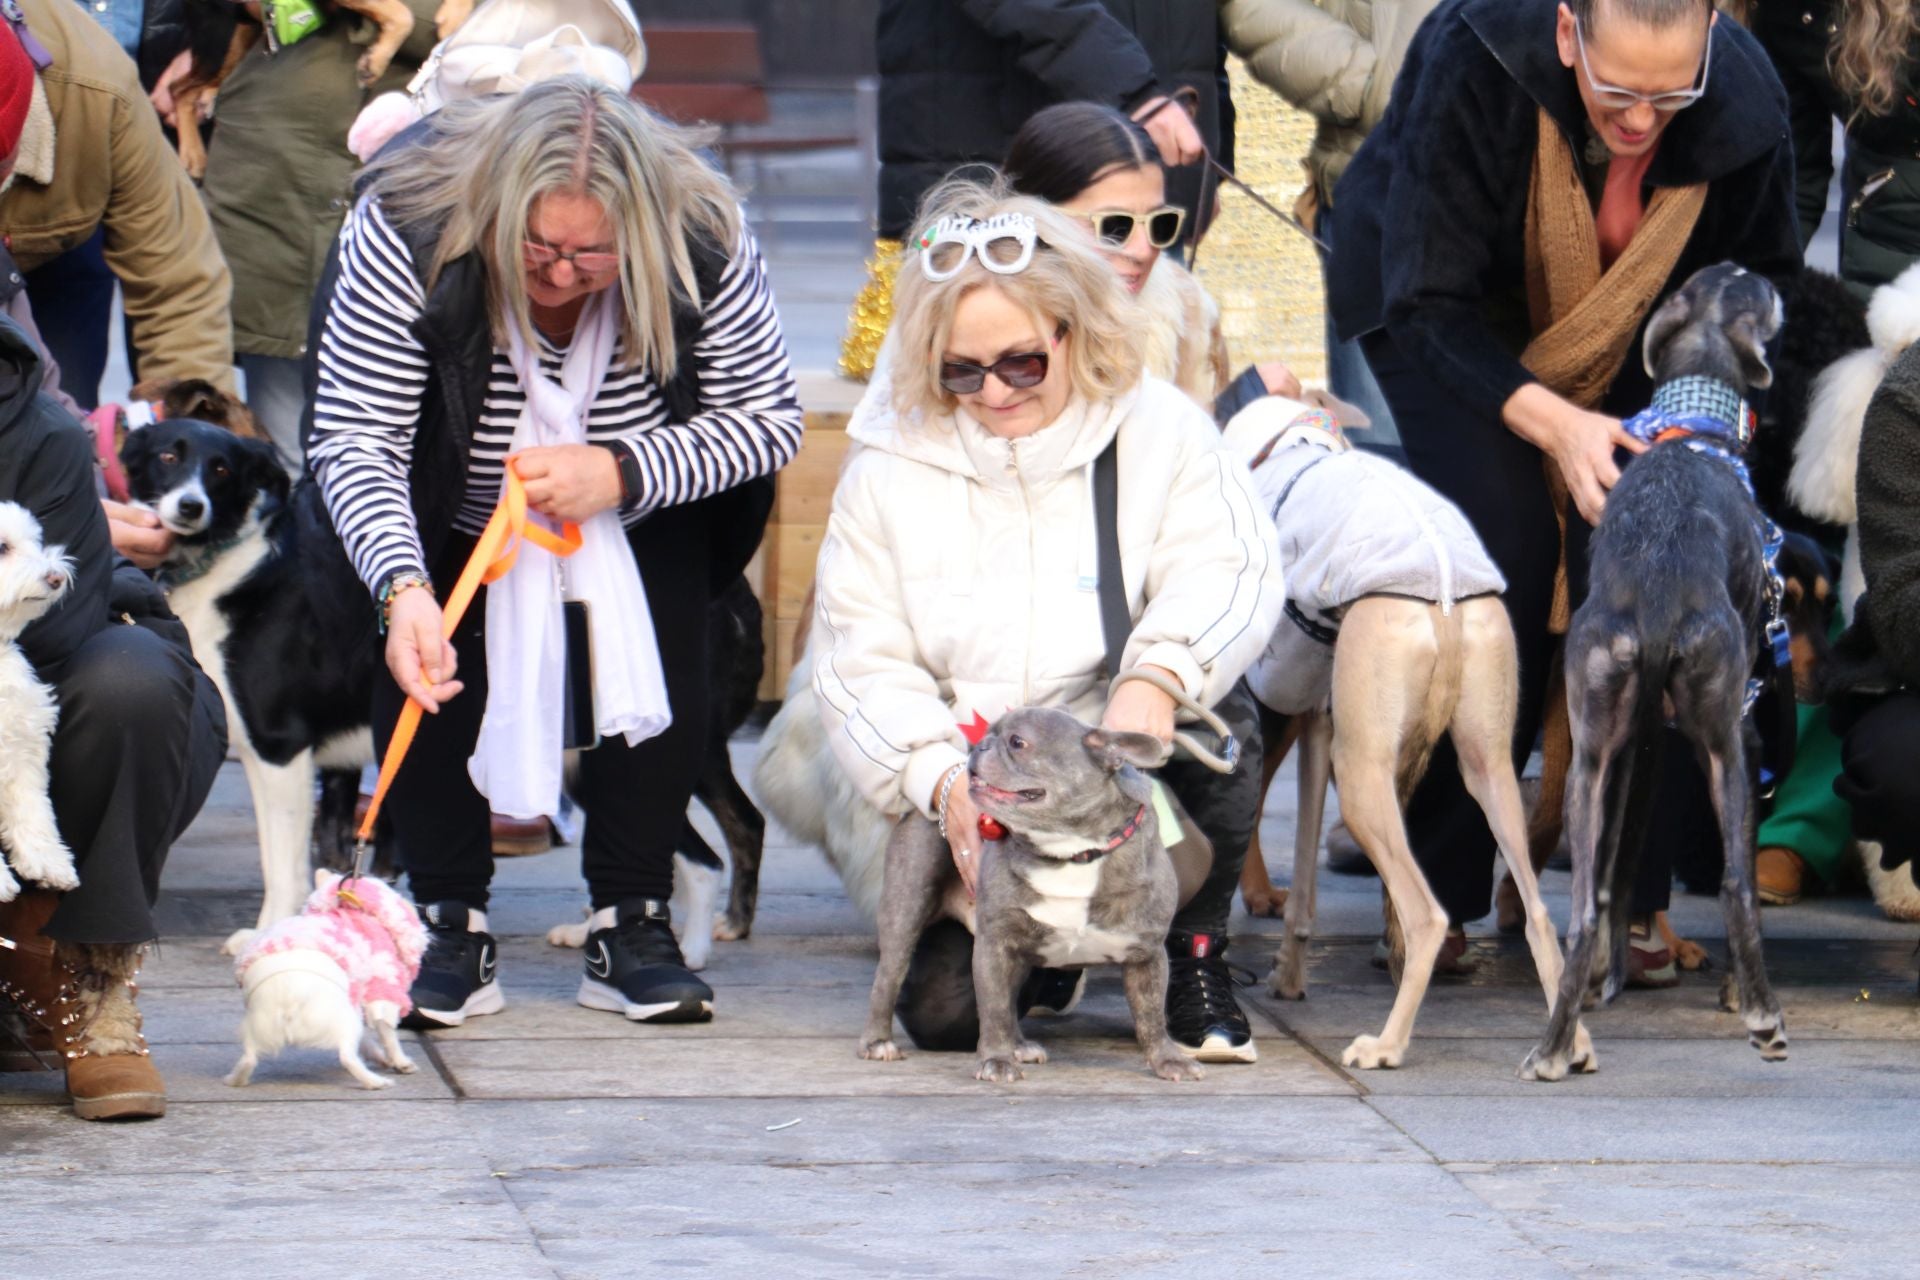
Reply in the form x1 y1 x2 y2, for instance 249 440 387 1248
503 1160 1570 1280
452 1095 1425 1169
0 1042 454 1104
432 1033 1349 1100
1451 1161 1920 1278
1367 1096 1920 1165
0 1241 561 1280
1302 1035 1920 1098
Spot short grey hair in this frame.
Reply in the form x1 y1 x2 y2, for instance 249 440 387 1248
1569 0 1713 31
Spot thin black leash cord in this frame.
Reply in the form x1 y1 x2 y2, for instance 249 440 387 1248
1134 91 1332 262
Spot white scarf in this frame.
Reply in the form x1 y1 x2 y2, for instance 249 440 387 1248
468 292 672 818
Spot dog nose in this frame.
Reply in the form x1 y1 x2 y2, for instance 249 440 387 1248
44 569 66 591
177 497 206 521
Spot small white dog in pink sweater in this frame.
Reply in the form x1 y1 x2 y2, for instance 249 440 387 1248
228 871 427 1089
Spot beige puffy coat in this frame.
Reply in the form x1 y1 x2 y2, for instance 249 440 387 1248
1218 0 1442 210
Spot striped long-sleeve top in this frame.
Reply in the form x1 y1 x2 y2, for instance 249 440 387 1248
309 194 804 595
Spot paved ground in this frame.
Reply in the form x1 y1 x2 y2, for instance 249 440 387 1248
3 734 1918 1279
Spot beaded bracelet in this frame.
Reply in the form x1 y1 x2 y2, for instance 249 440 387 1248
377 571 434 634
933 764 966 840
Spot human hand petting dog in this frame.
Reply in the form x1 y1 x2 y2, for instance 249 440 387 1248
1503 384 1647 525
385 586 464 714
103 500 175 570
512 445 624 523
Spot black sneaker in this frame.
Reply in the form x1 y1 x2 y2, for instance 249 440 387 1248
1166 930 1257 1063
577 899 713 1023
1019 966 1087 1018
401 901 503 1029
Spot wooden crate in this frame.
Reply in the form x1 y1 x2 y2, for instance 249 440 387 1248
756 376 862 699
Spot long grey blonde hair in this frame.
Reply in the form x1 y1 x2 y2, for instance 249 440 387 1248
888 178 1148 420
364 76 741 377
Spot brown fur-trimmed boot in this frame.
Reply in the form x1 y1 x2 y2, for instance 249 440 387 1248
0 891 165 1119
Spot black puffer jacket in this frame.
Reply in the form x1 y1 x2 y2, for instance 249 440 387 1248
135 0 190 90
1849 341 1920 689
876 0 1225 240
0 316 196 676
1751 0 1920 294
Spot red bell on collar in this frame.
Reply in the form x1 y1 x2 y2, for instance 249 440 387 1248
977 815 1007 841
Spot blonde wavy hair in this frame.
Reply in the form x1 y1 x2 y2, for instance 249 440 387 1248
364 76 741 377
1721 0 1916 118
887 179 1147 421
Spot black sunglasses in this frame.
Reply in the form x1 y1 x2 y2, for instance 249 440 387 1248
1086 206 1187 249
938 349 1051 396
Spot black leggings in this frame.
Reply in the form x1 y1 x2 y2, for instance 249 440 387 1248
372 503 712 913
1362 332 1690 924
1837 692 1920 873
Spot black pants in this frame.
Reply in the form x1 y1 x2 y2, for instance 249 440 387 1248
1836 693 1920 874
372 504 712 913
895 679 1264 1050
44 624 227 945
1363 332 1685 924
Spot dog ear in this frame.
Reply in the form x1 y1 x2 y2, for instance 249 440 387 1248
1083 728 1172 772
1642 290 1694 378
1728 313 1776 389
241 438 293 506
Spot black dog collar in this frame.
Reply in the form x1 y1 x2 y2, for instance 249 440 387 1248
1064 803 1150 864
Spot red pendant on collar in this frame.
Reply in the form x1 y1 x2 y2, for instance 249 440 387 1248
977 815 1007 841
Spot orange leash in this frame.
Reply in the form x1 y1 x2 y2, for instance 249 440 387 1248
352 464 581 874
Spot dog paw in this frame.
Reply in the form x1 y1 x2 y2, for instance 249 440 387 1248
223 1067 253 1088
1341 1034 1404 1070
1267 953 1307 1001
0 867 18 903
359 1074 396 1090
1673 938 1711 971
1718 975 1740 1014
1518 1046 1569 1083
1150 1050 1205 1082
1241 888 1288 918
712 914 750 942
1747 1014 1788 1062
858 1038 905 1062
221 928 259 957
355 53 388 89
545 920 589 949
1569 1026 1599 1074
387 1053 418 1075
10 844 78 893
974 1056 1024 1084
1012 1040 1048 1065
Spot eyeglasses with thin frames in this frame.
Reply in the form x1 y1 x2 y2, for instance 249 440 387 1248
523 236 621 278
1574 16 1712 113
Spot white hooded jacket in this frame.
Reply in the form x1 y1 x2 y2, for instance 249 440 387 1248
813 375 1285 819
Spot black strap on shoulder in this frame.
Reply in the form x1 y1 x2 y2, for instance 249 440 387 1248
1093 437 1129 681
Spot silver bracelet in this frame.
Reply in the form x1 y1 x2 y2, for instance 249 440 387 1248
934 764 965 840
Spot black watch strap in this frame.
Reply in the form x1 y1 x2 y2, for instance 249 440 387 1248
598 441 644 511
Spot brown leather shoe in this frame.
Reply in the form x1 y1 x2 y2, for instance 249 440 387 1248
1756 846 1807 906
491 813 552 857
67 1045 166 1121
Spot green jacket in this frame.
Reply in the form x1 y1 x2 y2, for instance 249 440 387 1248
199 5 438 360
1751 0 1920 294
1218 0 1442 208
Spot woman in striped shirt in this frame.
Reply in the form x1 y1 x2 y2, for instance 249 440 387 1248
310 78 802 1029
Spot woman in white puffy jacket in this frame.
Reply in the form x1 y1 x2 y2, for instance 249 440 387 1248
813 185 1285 1060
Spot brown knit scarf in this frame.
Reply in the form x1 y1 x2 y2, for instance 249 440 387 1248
1519 104 1706 626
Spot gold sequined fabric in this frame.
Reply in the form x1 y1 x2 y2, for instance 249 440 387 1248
838 238 905 382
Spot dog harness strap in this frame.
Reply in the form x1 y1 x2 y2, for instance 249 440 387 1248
1284 600 1340 647
1066 803 1150 863
1092 438 1130 681
353 465 582 868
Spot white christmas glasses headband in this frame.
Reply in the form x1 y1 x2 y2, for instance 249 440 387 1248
917 213 1039 282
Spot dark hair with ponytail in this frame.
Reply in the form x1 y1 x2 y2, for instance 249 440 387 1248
1003 101 1160 205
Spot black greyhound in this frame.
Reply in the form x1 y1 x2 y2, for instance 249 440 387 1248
1524 264 1794 1081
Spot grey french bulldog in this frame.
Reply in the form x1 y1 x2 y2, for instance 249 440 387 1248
856 706 1205 1083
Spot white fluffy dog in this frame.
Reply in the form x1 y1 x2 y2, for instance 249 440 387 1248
0 501 79 903
227 870 427 1089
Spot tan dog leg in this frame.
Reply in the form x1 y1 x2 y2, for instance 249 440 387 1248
337 0 416 86
1500 651 1569 932
1239 714 1302 918
1331 598 1450 1070
1270 711 1332 999
1452 598 1593 1072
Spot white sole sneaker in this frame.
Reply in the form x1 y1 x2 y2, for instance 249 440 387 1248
408 981 505 1028
1177 1032 1258 1064
576 977 713 1023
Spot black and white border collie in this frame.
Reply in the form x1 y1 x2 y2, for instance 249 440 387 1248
122 420 381 954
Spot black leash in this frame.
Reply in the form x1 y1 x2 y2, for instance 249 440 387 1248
1133 91 1331 261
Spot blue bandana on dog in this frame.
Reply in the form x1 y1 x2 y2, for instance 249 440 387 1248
1620 376 1789 720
